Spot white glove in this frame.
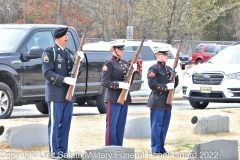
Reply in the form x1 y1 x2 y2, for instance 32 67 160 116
132 63 138 71
166 83 174 90
118 82 130 89
64 77 76 85
77 51 85 61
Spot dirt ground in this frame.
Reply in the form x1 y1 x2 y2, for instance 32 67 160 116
0 108 240 160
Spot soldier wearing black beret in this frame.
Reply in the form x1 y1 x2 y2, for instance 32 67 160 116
41 26 84 159
54 27 69 39
146 45 178 155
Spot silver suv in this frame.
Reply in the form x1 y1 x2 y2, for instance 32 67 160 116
183 44 240 109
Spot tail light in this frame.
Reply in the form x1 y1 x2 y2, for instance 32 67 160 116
128 59 143 74
137 59 143 74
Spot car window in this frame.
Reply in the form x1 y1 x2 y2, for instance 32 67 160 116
213 46 220 54
0 28 29 52
132 46 155 61
220 46 227 50
25 31 54 52
209 47 240 64
194 45 203 52
204 46 214 53
67 31 77 52
85 50 140 62
125 46 134 51
168 47 179 59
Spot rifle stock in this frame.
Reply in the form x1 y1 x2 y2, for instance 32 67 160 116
166 35 184 105
117 36 145 105
65 25 88 101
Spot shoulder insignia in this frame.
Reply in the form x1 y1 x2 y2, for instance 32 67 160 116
50 45 55 48
44 55 49 62
148 72 156 78
103 65 108 71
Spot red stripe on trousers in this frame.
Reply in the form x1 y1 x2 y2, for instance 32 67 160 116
106 102 110 146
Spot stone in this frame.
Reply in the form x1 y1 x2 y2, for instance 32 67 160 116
193 115 229 134
192 139 238 160
82 146 134 160
0 123 47 148
124 117 150 138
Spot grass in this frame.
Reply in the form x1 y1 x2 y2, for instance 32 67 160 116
0 108 240 160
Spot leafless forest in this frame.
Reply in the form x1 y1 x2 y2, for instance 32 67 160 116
1 0 240 54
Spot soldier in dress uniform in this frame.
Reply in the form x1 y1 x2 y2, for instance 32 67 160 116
41 26 83 159
101 39 137 146
146 45 179 155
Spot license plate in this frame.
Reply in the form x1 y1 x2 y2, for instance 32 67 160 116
200 86 211 93
181 62 185 64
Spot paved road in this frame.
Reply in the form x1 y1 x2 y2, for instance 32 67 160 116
9 100 240 119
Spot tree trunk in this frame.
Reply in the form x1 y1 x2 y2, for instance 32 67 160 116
56 0 62 24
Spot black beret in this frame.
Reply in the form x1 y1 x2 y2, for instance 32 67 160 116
54 27 68 38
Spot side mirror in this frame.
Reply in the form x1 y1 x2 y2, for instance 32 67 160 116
21 46 44 62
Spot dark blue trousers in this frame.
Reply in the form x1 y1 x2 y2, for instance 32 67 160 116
47 101 73 157
150 108 171 153
105 102 128 146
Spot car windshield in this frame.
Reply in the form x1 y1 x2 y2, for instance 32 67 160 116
0 28 29 52
208 46 240 64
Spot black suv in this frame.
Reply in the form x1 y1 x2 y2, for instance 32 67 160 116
0 24 143 119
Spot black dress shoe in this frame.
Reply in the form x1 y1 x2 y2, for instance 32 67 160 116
0 126 4 135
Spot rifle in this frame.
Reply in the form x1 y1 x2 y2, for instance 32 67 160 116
117 36 145 105
65 25 88 101
166 35 183 105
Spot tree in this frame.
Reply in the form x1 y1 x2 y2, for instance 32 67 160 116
132 0 240 44
15 0 92 36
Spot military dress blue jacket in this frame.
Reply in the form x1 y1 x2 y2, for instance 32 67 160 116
147 61 178 110
41 43 76 103
101 55 132 103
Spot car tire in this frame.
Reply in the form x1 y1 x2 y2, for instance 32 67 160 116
76 98 86 106
86 100 97 106
36 103 49 114
189 100 208 109
96 87 107 114
196 60 203 65
0 82 14 119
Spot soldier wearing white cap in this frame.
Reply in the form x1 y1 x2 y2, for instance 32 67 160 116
101 39 137 146
146 45 179 155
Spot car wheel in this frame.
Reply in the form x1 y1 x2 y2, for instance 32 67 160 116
36 103 48 114
96 87 107 114
189 100 208 109
76 98 86 106
196 60 203 65
0 82 14 119
86 100 97 106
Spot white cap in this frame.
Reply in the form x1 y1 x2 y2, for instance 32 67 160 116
109 39 127 49
153 44 170 54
